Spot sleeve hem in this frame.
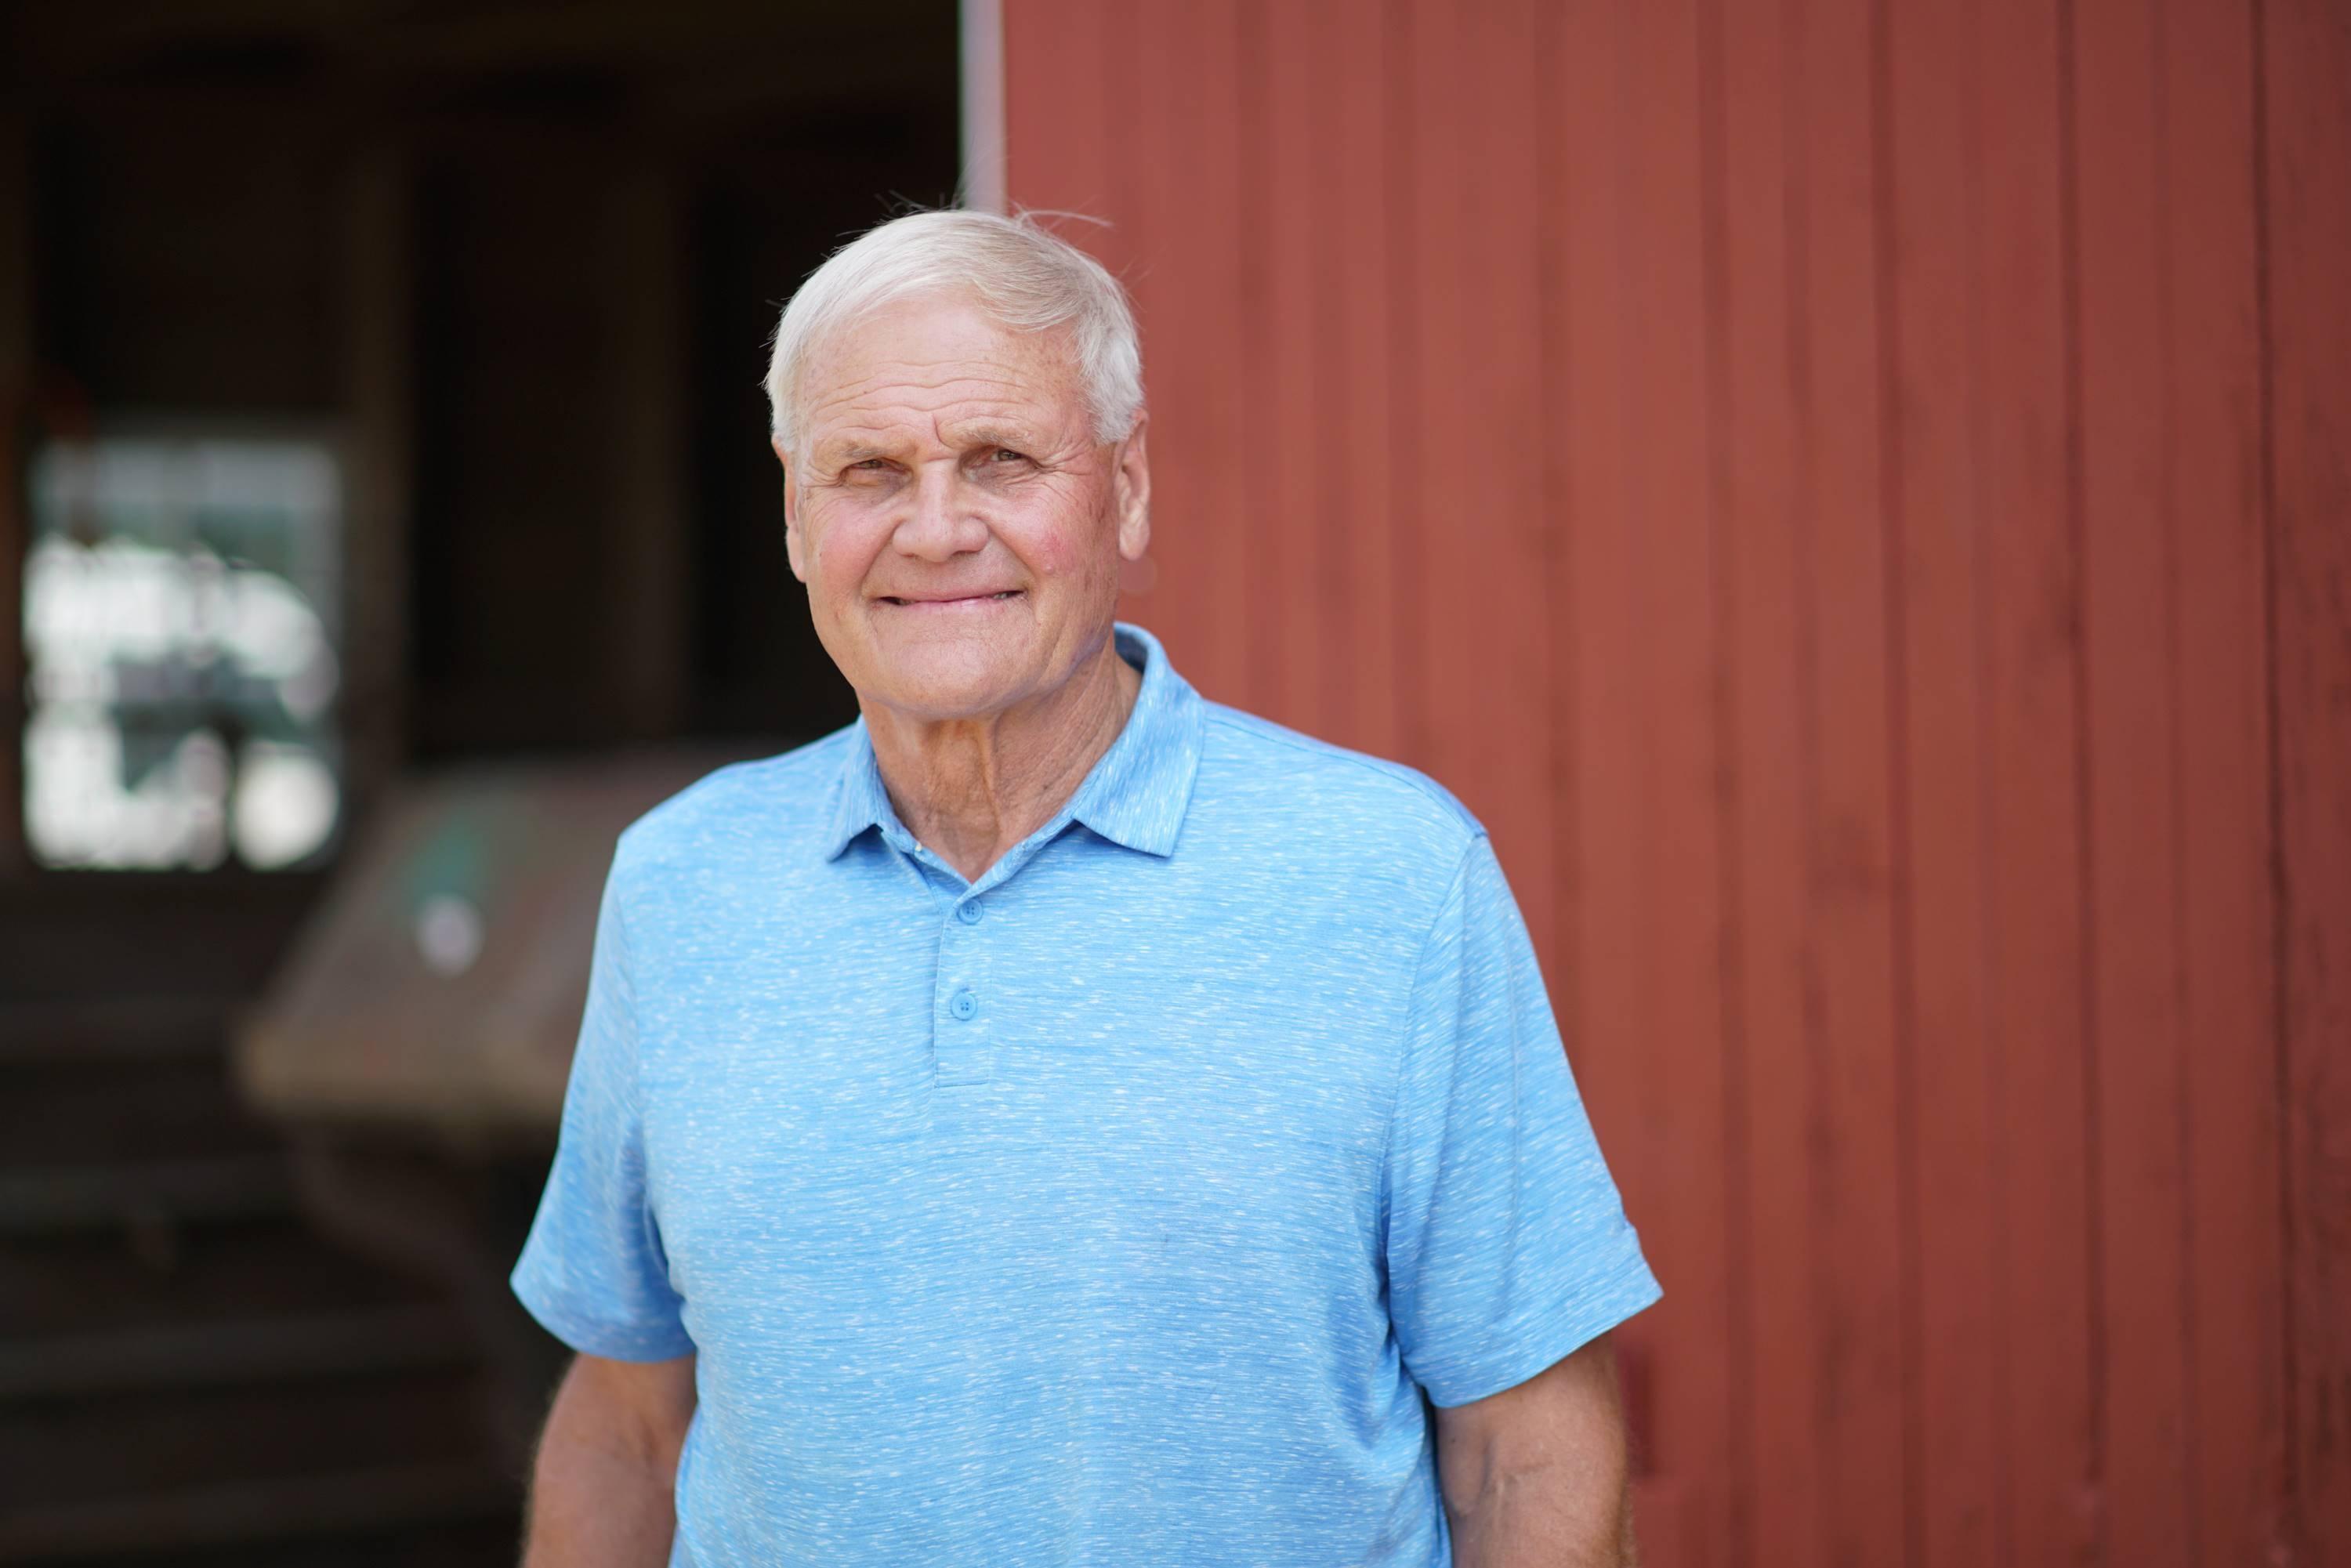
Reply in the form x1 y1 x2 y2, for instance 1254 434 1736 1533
512 1263 696 1363
1415 1251 1664 1409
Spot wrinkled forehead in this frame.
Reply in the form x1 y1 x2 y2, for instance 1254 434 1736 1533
795 290 1089 448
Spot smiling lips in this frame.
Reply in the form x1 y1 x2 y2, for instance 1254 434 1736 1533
877 589 1023 607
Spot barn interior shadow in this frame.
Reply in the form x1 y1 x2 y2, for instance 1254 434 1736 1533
2 5 959 1560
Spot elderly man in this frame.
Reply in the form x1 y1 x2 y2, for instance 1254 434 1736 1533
512 210 1659 1566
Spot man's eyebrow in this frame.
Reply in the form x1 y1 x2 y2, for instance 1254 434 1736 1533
948 423 1040 451
817 441 895 467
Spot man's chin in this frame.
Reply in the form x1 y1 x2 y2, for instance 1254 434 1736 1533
858 649 1039 725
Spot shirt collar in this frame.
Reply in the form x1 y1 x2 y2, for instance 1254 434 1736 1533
820 719 900 861
820 621 1204 862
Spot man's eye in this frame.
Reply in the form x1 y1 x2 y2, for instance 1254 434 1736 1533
846 458 890 474
991 447 1027 464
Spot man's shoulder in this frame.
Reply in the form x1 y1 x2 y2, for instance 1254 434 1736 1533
610 724 857 874
1195 701 1484 867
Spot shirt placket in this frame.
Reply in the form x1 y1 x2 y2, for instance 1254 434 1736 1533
932 886 997 1087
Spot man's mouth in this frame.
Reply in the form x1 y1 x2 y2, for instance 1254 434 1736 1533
878 590 1023 606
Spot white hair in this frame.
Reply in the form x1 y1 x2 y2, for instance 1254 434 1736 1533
763 209 1143 453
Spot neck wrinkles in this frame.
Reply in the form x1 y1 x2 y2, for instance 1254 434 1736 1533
861 637 1142 882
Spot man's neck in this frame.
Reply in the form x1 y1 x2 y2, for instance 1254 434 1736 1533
863 640 1143 884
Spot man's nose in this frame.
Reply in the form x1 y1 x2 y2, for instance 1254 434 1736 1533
889 464 989 561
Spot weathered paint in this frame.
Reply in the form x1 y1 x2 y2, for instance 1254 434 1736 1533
1005 0 2349 1562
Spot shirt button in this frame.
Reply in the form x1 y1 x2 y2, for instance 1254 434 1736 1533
948 988 979 1021
957 900 985 925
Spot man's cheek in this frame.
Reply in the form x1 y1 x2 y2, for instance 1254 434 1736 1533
1016 514 1113 585
804 520 871 605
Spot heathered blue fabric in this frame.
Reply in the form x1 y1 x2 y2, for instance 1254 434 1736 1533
512 622 1661 1567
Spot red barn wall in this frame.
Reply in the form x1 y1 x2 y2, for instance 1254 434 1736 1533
1003 2 2351 1564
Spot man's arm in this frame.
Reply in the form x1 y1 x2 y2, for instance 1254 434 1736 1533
1432 1332 1638 1567
523 1351 697 1566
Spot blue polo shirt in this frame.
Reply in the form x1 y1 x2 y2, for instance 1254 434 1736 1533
513 622 1659 1566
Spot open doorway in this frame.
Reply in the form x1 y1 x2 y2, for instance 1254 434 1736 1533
3 4 962 1558
17 0 965 820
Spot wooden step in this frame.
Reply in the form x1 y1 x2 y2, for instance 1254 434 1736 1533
56 1518 526 1568
0 1305 472 1401
0 1363 500 1515
0 1156 295 1236
0 1461 515 1563
0 998 230 1066
7 1214 440 1341
0 875 321 1006
1 1057 279 1170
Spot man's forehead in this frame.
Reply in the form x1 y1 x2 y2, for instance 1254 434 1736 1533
804 382 1060 444
806 295 1074 394
805 370 1045 425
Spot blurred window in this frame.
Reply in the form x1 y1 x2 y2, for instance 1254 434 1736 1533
22 432 342 871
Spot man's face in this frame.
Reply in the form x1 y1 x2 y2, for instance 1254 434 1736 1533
777 292 1150 724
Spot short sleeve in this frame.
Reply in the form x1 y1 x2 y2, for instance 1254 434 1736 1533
510 854 696 1361
1382 835 1661 1407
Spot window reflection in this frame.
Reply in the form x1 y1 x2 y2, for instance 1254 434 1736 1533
23 435 342 871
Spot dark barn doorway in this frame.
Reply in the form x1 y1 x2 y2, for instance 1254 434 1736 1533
2 4 961 1560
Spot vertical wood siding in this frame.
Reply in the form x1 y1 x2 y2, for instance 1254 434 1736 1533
1002 0 2350 1561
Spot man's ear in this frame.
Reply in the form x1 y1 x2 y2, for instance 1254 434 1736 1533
773 435 809 584
1114 416 1152 563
